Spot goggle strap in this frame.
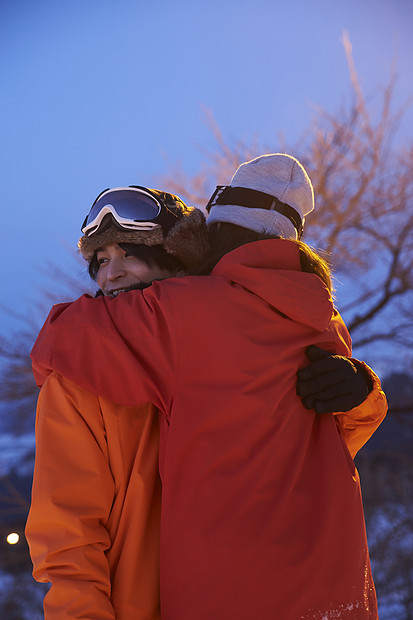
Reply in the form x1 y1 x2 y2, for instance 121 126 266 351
129 186 181 230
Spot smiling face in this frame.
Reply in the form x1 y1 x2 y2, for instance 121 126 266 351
96 244 181 296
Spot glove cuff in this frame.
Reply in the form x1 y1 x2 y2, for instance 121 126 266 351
349 358 374 394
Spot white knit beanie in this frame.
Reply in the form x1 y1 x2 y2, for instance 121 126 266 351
207 153 314 239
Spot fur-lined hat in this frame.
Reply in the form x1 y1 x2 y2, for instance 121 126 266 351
78 187 210 271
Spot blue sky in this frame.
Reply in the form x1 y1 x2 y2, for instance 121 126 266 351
1 0 413 339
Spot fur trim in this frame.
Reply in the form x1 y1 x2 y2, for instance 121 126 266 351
78 207 210 270
164 208 210 269
78 226 165 262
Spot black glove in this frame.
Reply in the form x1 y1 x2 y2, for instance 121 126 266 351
296 346 371 414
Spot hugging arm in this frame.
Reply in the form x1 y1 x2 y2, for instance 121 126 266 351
31 291 175 412
297 346 387 458
297 346 371 413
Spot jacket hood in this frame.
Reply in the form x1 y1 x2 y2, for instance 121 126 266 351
212 239 333 332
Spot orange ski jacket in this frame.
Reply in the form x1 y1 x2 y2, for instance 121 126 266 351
25 372 161 620
31 239 386 619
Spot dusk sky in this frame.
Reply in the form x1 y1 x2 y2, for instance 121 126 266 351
1 0 413 341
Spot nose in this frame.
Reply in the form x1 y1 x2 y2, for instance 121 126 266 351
106 257 127 281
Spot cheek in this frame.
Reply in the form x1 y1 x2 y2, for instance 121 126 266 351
128 263 153 281
145 266 170 281
96 269 105 289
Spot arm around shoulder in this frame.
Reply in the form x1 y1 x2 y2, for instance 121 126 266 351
31 291 175 410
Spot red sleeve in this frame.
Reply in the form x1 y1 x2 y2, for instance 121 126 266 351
31 288 176 414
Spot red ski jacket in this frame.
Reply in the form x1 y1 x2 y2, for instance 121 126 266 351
31 239 385 619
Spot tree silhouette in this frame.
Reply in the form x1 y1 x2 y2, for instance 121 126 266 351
156 37 413 617
158 32 413 372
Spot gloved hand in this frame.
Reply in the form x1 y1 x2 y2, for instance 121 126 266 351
296 346 371 414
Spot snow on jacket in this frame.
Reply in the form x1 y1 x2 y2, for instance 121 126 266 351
25 372 161 620
31 239 386 619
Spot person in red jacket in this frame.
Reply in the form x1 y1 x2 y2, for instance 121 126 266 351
30 159 386 619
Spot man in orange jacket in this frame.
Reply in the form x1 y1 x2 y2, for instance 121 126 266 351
29 162 386 619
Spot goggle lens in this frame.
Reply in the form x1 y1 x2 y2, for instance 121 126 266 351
87 189 159 223
82 188 162 234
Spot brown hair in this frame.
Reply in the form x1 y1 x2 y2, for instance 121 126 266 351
88 242 186 281
201 223 332 292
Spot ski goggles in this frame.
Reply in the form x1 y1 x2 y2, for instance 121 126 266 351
81 186 178 236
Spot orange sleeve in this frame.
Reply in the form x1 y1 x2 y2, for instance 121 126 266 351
25 372 116 619
334 361 387 459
